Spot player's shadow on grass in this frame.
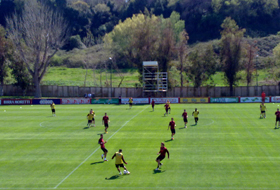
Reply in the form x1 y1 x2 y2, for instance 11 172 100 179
191 124 197 126
153 169 166 174
179 127 185 129
165 139 173 142
90 161 104 165
83 127 89 129
105 175 122 180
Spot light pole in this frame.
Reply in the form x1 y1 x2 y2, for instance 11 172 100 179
109 57 113 98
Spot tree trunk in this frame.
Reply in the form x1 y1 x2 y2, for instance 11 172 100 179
34 76 41 98
230 84 234 96
247 84 249 96
0 80 3 96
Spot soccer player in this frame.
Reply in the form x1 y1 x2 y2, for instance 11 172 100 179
87 109 95 127
87 109 94 127
167 118 176 140
112 149 129 175
192 108 199 125
102 113 110 133
155 142 169 171
182 109 188 128
98 134 108 161
151 99 155 111
50 102 56 116
129 97 133 109
260 102 267 118
167 100 171 114
164 103 169 116
261 91 266 103
275 108 280 129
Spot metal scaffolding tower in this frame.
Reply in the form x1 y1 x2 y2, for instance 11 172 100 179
142 61 168 96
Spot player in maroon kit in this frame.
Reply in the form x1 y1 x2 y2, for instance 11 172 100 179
275 108 280 129
164 103 169 116
151 99 155 111
168 118 176 140
102 113 110 134
261 91 266 103
98 134 108 161
182 109 188 128
155 142 169 171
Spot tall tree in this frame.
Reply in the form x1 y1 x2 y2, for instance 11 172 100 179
243 41 257 95
220 17 245 96
187 45 217 89
0 25 12 96
10 59 32 96
104 11 183 83
6 0 69 97
177 30 189 88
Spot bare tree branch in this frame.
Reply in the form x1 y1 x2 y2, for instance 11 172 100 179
6 0 69 97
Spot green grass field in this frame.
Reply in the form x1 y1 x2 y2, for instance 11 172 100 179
1 103 280 189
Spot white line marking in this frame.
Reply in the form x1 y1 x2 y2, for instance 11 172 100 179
202 119 214 126
1 187 280 190
39 121 45 127
54 106 149 189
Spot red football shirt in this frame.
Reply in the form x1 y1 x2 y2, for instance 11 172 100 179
159 147 168 157
261 92 266 98
182 112 187 119
99 138 105 148
169 121 175 129
103 116 109 124
164 104 169 109
152 100 155 106
275 111 280 118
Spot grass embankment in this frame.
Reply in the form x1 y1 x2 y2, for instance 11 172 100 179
41 67 274 87
42 67 140 87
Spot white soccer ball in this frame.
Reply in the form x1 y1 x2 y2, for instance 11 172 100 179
124 170 130 175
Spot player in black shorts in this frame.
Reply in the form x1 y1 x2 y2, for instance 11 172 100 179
98 134 108 161
155 142 170 170
275 108 280 129
102 113 110 134
182 109 188 128
168 118 176 140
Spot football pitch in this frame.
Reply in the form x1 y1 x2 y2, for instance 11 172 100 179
1 103 280 190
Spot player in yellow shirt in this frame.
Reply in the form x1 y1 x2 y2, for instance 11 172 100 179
50 102 56 116
167 100 171 114
111 149 129 175
260 102 267 118
129 97 133 109
87 109 95 127
192 108 199 125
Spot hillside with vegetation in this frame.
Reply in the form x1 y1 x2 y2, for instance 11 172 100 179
2 0 280 97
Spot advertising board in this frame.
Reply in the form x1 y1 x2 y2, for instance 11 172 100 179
1 99 32 105
62 98 90 104
121 98 149 104
180 97 208 103
210 97 239 103
91 99 119 104
150 98 179 104
32 99 61 105
240 97 270 103
271 97 280 103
